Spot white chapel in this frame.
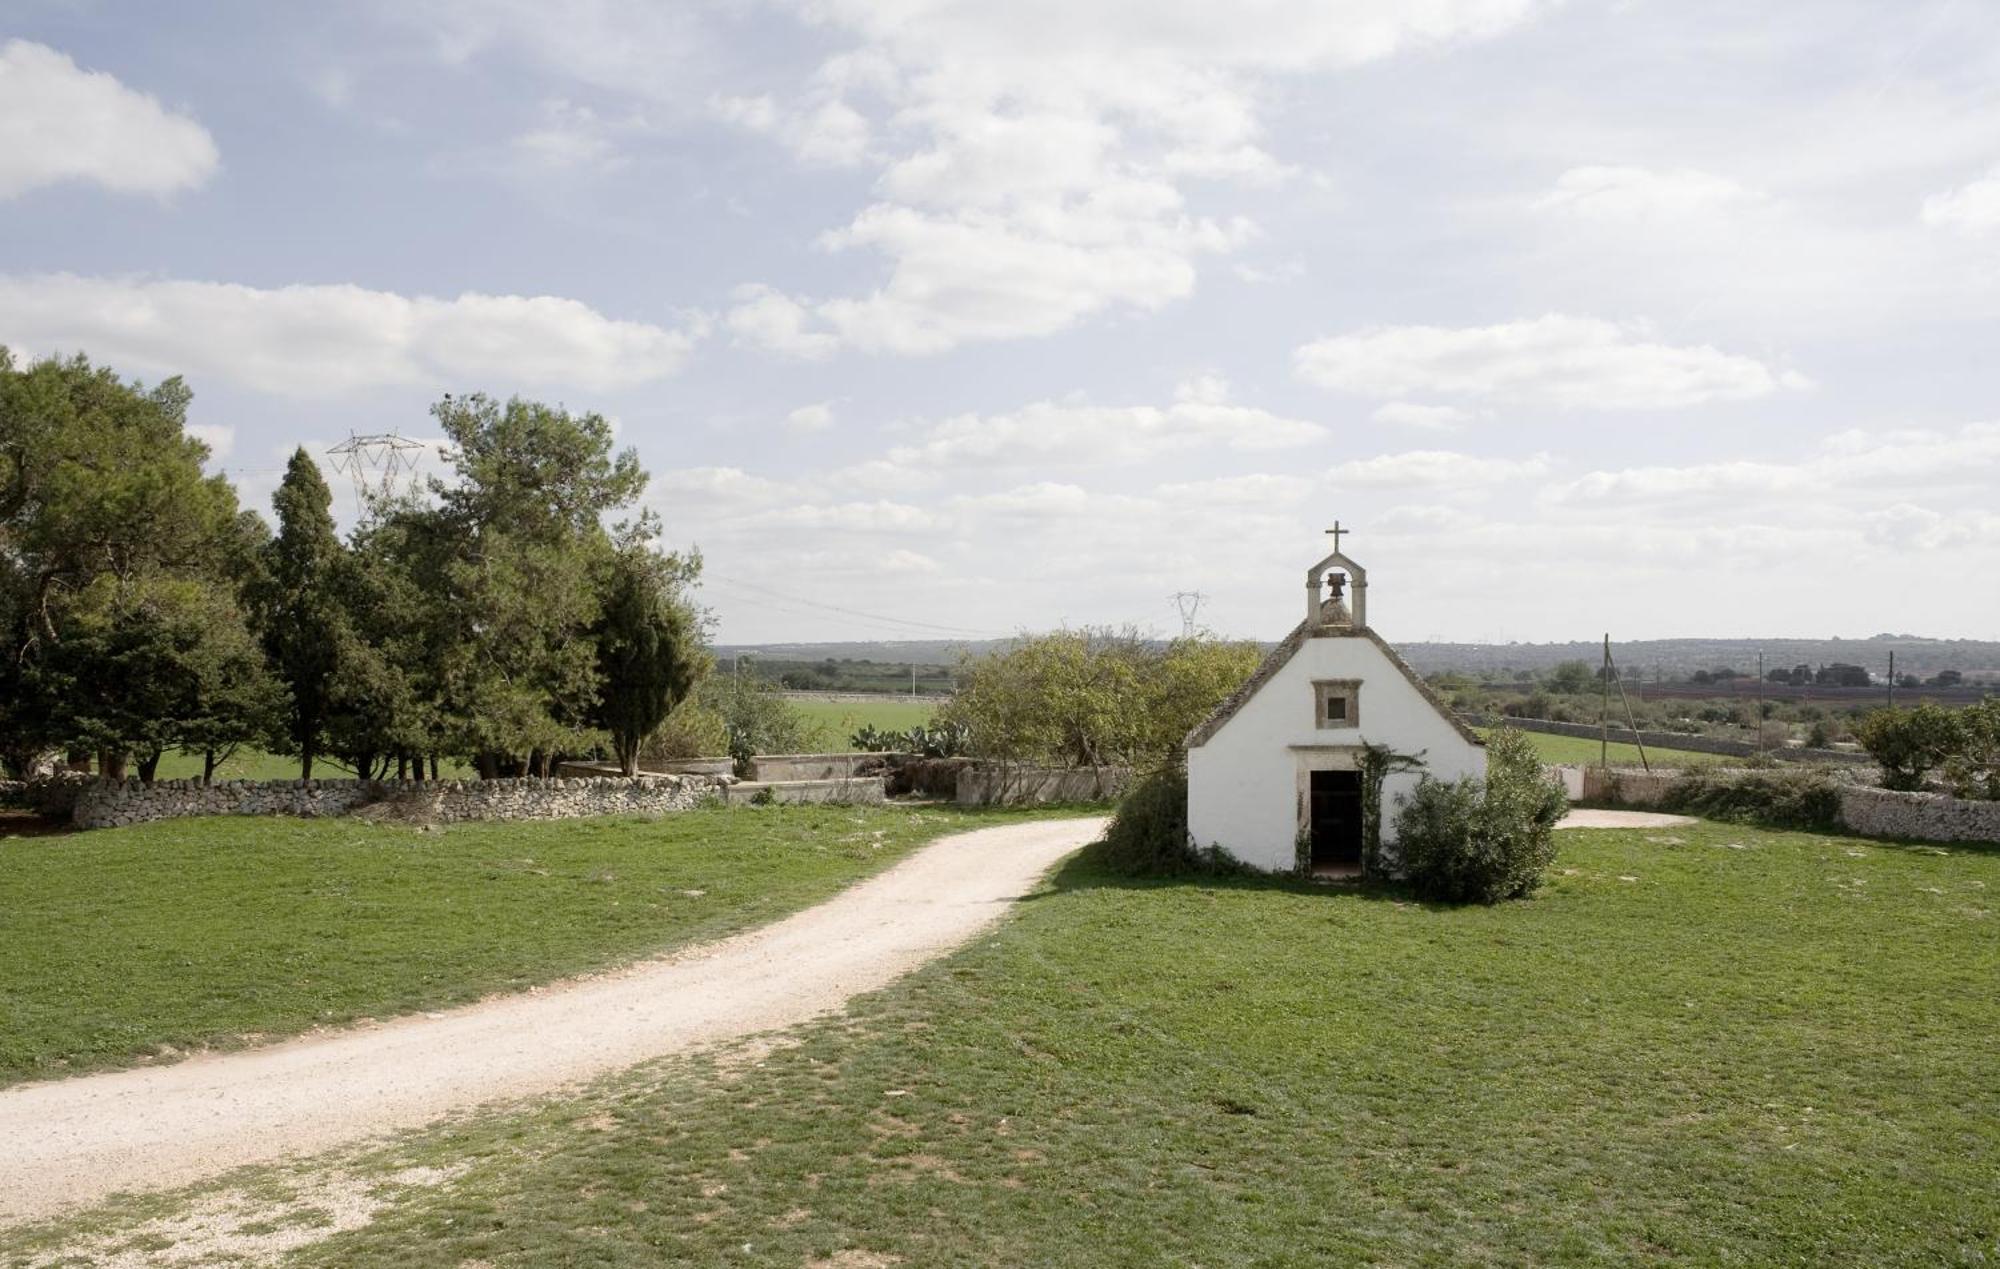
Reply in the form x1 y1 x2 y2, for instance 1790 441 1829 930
1184 529 1486 875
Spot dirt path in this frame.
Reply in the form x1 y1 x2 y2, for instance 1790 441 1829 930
1557 809 1697 829
0 815 1107 1226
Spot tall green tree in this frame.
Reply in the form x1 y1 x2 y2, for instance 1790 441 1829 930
591 538 709 775
426 393 647 775
256 449 349 779
0 349 251 772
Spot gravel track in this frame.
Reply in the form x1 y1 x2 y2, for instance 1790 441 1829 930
0 815 1106 1225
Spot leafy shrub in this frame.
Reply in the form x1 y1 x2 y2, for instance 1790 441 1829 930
850 719 970 758
1394 728 1567 904
1091 764 1246 878
1943 699 2000 801
1656 765 1843 831
640 699 729 763
1857 704 1964 791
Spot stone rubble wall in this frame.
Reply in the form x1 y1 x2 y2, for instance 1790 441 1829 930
70 774 720 831
1465 714 1870 764
955 765 1131 806
1575 765 2000 845
1 772 96 818
748 753 886 783
1834 786 2000 844
719 777 887 806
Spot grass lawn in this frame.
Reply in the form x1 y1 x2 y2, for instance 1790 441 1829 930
789 696 938 750
147 748 482 783
0 804 1028 1087
1485 726 1728 768
142 819 1996 1267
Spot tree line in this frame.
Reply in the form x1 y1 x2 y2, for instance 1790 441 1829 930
1 350 705 782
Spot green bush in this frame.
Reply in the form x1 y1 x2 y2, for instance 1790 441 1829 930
1857 704 1964 791
1655 765 1844 831
1090 764 1245 878
1394 728 1567 904
1944 699 2000 801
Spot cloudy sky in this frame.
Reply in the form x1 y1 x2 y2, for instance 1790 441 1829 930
5 1 1998 645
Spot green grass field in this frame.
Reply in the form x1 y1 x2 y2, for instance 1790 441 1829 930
0 804 1026 1086
25 818 1994 1266
1483 726 1728 768
146 748 481 782
788 696 938 750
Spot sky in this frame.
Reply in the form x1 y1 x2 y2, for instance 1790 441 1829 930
3 0 1998 647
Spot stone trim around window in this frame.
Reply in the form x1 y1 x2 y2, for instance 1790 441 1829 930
1313 679 1360 730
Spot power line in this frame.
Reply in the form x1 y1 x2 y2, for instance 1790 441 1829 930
702 574 1005 639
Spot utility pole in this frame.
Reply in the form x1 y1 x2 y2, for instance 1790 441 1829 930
1601 632 1611 771
1757 650 1765 754
1888 650 1895 709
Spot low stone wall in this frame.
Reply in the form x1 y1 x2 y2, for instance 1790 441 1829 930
71 774 718 831
555 758 735 779
955 765 1131 806
1574 765 2000 844
1836 786 2000 844
749 753 886 782
719 777 886 806
1467 714 1870 765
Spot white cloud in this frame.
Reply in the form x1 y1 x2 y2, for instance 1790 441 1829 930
713 94 871 167
1370 401 1474 431
0 40 219 200
509 100 630 172
0 273 696 395
1532 165 1759 221
786 402 836 432
724 285 840 360
186 423 235 462
720 1 1554 355
1545 422 2000 506
1296 314 1809 409
1331 449 1550 488
1922 168 2000 234
879 393 1325 474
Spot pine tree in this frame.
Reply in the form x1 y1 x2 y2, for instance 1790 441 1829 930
259 448 347 779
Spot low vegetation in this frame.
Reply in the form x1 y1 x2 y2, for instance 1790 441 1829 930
941 628 1262 771
1656 765 1846 832
1090 764 1243 878
1857 699 1999 796
30 820 1996 1266
0 804 1030 1086
1395 728 1568 903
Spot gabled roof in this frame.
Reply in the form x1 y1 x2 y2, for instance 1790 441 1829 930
1184 620 1483 750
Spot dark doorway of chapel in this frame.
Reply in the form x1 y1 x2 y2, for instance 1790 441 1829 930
1309 770 1364 873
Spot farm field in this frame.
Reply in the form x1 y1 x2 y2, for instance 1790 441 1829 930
1484 726 1728 768
788 695 939 750
24 818 1997 1266
0 804 1032 1087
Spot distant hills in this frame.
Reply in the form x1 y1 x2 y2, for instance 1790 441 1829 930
717 635 2000 682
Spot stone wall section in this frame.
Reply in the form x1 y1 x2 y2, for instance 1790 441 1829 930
70 774 719 831
956 765 1132 806
1573 765 2000 845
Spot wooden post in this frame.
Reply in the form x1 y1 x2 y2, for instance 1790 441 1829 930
1601 633 1611 771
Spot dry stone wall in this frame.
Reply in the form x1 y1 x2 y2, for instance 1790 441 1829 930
70 774 719 831
1835 786 2000 844
1574 765 2000 844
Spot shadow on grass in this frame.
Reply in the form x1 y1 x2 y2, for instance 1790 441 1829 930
1029 843 1449 909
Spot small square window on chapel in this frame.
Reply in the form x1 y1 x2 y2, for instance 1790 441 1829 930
1313 680 1360 730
